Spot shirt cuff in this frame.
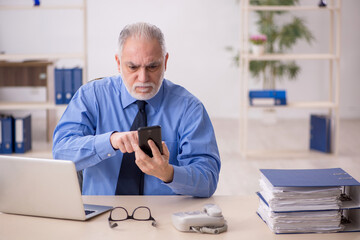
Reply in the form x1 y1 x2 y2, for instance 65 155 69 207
163 165 188 191
94 131 117 160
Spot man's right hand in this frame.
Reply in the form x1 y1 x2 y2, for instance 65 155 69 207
110 131 138 153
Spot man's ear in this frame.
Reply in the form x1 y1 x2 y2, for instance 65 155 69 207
115 54 121 73
164 53 169 71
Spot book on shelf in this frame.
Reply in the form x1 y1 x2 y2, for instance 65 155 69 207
72 67 82 99
63 68 73 104
0 115 14 154
54 67 83 105
54 68 64 104
310 114 331 153
256 168 360 234
249 90 287 106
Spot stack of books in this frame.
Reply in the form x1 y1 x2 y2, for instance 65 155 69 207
256 168 360 234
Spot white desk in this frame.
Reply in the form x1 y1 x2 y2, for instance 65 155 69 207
0 195 359 240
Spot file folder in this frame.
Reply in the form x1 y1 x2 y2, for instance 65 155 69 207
1 116 14 154
14 115 32 153
55 68 64 104
63 68 73 104
310 114 331 153
72 67 82 96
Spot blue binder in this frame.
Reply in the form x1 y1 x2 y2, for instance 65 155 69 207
72 67 83 97
63 68 73 104
249 90 287 106
310 114 331 153
54 68 64 104
249 90 286 99
14 115 32 153
260 168 360 187
1 116 14 154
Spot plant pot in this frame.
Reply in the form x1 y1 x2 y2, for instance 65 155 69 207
252 44 265 56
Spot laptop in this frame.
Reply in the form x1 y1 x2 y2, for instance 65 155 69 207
0 155 113 220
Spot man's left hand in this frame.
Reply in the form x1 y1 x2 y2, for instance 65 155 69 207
132 140 174 183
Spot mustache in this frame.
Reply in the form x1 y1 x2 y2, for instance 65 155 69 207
132 82 156 89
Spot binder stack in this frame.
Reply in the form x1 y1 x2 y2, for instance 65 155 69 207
0 114 32 154
54 67 83 104
256 168 360 234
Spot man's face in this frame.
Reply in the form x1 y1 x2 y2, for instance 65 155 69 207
116 37 168 100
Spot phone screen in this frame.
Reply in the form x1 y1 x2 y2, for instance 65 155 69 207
137 125 163 157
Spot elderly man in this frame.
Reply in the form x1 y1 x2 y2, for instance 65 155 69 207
53 22 220 197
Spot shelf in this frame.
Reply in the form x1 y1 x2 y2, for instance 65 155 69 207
0 102 67 111
242 53 338 61
0 5 84 10
0 0 87 145
246 6 339 11
244 149 334 159
248 101 338 109
0 53 85 61
239 0 341 157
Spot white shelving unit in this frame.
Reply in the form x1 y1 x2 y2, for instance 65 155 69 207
239 0 341 157
0 1 88 143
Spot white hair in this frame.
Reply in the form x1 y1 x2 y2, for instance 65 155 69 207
117 22 167 58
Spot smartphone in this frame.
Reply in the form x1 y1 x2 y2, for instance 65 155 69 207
137 125 163 157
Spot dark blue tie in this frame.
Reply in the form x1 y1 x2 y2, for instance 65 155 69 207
115 100 147 195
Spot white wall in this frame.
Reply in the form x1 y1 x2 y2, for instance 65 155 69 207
86 0 241 119
0 0 359 119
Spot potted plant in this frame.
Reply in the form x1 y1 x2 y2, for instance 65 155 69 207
249 0 314 90
226 0 315 90
227 0 315 123
250 34 267 55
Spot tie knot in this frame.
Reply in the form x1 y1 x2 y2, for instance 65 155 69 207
136 100 146 113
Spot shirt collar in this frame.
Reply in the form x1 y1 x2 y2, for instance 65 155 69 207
120 76 164 113
120 77 137 109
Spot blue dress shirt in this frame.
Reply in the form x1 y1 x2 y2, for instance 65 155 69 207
52 75 221 197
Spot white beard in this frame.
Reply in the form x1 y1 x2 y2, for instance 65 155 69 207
121 68 164 101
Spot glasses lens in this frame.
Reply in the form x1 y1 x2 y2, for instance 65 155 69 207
133 207 151 220
111 208 128 220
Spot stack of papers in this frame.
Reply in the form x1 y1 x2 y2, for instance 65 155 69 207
256 168 360 234
257 200 343 233
258 177 342 212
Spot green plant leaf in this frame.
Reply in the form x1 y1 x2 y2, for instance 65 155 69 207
278 17 315 50
286 61 301 80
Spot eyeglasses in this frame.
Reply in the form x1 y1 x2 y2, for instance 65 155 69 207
108 206 157 228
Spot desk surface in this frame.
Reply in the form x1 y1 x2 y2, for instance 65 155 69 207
0 195 359 240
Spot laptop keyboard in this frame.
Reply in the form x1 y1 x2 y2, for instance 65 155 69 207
85 210 95 215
